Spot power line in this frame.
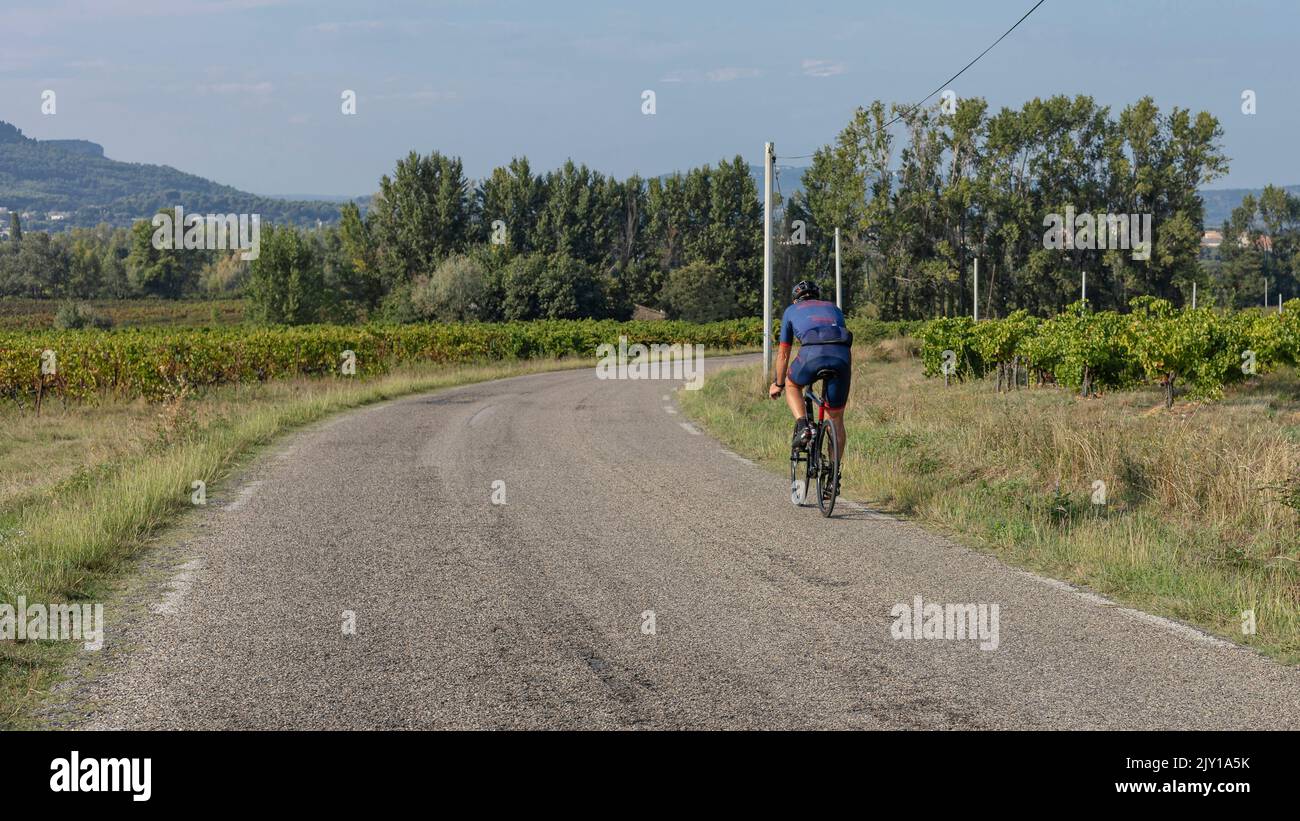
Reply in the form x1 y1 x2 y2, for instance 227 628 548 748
778 0 1049 162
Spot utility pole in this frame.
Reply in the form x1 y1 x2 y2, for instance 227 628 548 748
763 142 774 380
834 227 842 309
1264 278 1268 308
1081 269 1087 305
1192 282 1197 309
973 258 979 321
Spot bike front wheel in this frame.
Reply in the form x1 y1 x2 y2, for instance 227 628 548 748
789 439 814 506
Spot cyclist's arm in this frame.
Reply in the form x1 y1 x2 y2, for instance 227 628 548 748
772 309 796 386
772 343 792 386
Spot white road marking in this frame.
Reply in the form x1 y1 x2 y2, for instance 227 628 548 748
679 422 701 435
717 448 754 466
150 558 205 616
1014 569 1236 648
837 500 895 520
1019 571 1113 606
226 480 264 512
1117 607 1237 649
664 406 677 414
468 404 499 428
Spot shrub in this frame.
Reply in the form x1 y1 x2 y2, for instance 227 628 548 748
52 302 113 330
410 254 496 322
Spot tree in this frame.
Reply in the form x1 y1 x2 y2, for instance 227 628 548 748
502 252 606 320
370 151 474 287
126 214 200 298
245 225 324 325
67 238 102 298
475 157 546 256
0 231 69 297
335 202 384 310
660 261 744 322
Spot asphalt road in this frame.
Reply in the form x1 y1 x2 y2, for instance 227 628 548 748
46 355 1300 729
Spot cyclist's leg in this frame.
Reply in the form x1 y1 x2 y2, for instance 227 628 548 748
783 379 805 419
826 407 846 458
786 352 813 446
820 351 852 457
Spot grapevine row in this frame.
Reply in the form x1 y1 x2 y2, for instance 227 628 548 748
918 298 1300 406
0 318 761 405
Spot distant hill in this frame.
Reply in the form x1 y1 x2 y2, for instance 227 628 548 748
264 193 372 205
1200 185 1300 228
654 165 810 201
0 121 346 230
749 164 808 199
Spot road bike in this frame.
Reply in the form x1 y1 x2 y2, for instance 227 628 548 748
788 369 841 518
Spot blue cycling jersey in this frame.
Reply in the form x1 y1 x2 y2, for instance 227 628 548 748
778 299 852 348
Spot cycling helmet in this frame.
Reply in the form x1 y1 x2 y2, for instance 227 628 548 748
791 280 820 302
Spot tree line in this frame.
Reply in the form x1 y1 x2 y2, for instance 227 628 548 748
7 94 1297 325
1 154 764 325
794 94 1238 318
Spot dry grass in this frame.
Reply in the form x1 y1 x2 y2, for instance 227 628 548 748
681 345 1300 663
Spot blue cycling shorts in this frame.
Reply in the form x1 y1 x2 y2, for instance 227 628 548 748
788 344 852 409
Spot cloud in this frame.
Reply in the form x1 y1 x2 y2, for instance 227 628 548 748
705 67 760 83
659 66 762 84
572 35 693 62
801 59 847 78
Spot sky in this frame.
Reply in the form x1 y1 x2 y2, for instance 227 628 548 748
3 0 1296 197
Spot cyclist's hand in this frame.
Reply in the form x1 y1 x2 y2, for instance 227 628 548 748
768 382 782 399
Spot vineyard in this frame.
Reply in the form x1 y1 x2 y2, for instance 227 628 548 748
0 318 761 405
919 298 1300 407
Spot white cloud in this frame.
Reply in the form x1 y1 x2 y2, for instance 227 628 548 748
801 59 847 78
660 66 762 83
705 67 760 83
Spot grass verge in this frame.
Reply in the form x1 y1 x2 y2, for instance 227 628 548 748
680 339 1300 664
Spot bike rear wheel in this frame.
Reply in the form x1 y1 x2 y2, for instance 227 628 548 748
815 417 840 517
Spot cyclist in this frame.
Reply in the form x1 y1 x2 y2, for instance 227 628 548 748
767 280 853 457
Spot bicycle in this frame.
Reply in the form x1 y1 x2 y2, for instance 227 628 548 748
788 368 841 517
